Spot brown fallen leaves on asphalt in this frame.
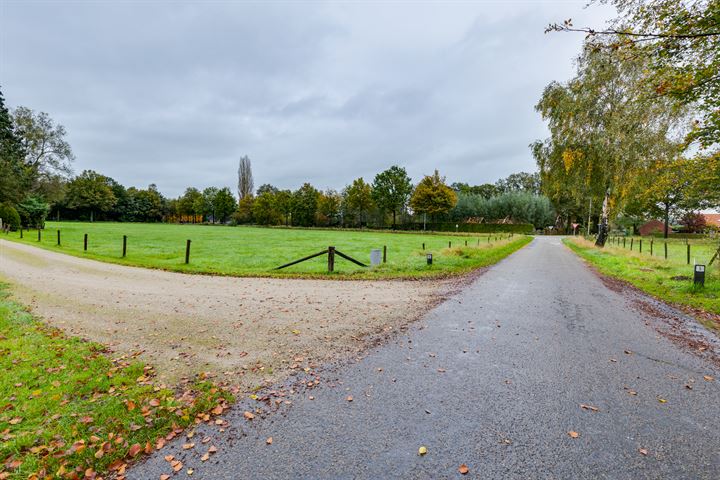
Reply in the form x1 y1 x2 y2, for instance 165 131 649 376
346 395 353 402
243 411 255 420
458 464 469 474
580 404 599 412
568 431 579 438
639 448 648 456
703 375 714 381
266 437 273 445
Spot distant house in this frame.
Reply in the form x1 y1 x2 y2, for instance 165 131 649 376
639 220 665 236
703 213 720 228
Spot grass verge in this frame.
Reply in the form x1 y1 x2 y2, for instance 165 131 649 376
565 237 720 327
4 222 530 279
0 284 232 479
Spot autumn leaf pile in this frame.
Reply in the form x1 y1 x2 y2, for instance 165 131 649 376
0 287 232 479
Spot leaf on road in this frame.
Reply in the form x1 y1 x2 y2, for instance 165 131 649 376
568 431 579 438
208 445 218 454
418 446 427 456
182 443 195 450
703 375 714 381
266 437 273 445
458 464 469 474
580 404 599 412
201 453 210 462
346 396 353 402
160 475 170 480
243 411 255 420
639 448 648 456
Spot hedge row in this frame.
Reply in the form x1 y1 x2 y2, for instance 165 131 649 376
401 223 535 234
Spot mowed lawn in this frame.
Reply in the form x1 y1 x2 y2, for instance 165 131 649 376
566 237 720 322
5 222 531 279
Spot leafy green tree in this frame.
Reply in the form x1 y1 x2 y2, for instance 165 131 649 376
318 189 342 226
495 172 541 194
214 187 237 223
178 187 203 222
343 178 374 227
292 183 320 227
256 184 278 196
274 190 294 226
12 106 74 185
548 0 720 147
534 41 687 246
234 195 255 224
0 203 21 230
372 166 413 228
17 195 50 228
201 187 219 223
410 170 457 222
253 191 282 225
66 171 116 222
0 88 28 204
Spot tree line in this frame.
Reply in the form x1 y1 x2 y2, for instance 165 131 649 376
535 0 720 244
0 90 552 230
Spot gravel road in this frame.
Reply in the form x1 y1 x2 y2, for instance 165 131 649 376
127 236 720 479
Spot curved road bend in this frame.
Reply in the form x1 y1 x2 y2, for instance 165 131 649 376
126 237 715 478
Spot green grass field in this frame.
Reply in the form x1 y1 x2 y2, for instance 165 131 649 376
566 237 720 324
0 283 231 479
4 222 531 279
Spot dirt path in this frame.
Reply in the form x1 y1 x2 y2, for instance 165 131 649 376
0 239 450 388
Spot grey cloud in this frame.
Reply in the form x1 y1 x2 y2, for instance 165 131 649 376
0 0 614 197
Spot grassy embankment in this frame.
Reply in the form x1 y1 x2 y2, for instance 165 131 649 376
565 236 720 328
4 222 531 279
0 283 232 479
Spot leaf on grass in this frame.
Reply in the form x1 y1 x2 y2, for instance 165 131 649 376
8 417 22 425
126 400 136 411
127 444 143 457
149 399 161 407
211 405 224 415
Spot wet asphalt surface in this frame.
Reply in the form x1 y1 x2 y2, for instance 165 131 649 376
128 237 720 479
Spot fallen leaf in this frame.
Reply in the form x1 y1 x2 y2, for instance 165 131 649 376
160 475 170 480
580 404 599 412
187 468 194 475
418 446 427 456
171 460 183 472
658 398 667 403
164 455 174 462
703 375 714 381
211 405 224 415
639 448 648 456
208 445 218 454
346 396 353 402
182 443 195 450
568 431 579 438
243 411 254 420
126 400 136 411
149 399 161 407
8 418 22 425
201 453 210 462
127 443 142 457
458 464 469 475
266 437 273 445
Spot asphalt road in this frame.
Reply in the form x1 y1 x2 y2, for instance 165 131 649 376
129 237 720 479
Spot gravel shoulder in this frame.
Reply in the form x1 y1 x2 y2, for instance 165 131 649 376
0 239 452 389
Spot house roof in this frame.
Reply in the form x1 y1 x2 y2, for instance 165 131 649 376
703 213 720 226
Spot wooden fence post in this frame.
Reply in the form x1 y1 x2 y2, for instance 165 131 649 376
122 235 127 258
422 242 425 250
328 246 335 272
449 241 452 248
630 238 634 251
639 239 642 253
383 245 387 263
57 230 61 246
664 242 667 259
84 234 88 251
185 239 191 264
650 239 653 256
687 243 690 265
37 229 41 242
19 228 23 239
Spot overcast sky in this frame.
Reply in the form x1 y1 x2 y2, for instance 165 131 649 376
1 1 614 198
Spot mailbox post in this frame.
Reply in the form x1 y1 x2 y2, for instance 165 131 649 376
694 265 705 287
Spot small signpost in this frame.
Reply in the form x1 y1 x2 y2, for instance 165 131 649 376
426 253 433 265
694 264 705 287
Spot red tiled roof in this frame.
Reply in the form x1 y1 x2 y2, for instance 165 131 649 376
703 213 720 226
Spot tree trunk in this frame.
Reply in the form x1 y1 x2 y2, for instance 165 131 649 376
663 202 670 239
90 210 94 223
392 210 396 230
595 188 610 247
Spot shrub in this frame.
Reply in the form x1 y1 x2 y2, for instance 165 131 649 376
0 203 21 231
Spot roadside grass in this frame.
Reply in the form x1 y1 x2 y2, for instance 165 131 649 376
0 283 232 479
565 237 720 325
4 222 531 279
